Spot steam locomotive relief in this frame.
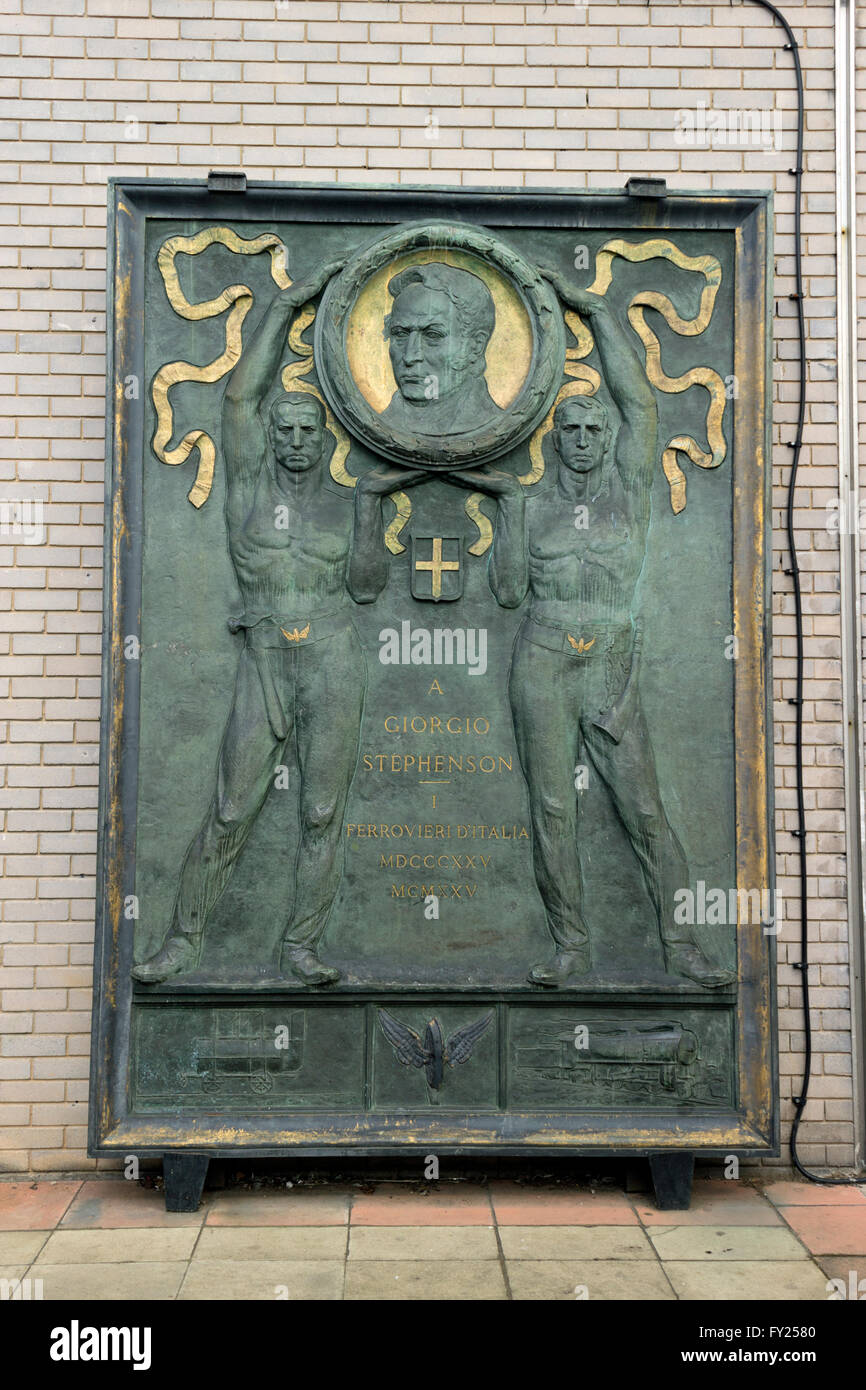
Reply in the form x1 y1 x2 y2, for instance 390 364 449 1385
512 1018 733 1107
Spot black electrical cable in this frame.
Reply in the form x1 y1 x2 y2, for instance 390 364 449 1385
651 0 864 1181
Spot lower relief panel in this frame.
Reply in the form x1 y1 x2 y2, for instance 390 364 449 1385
131 1000 736 1116
132 1004 366 1112
507 1007 735 1111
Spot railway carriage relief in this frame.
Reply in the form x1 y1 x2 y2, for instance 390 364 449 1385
91 180 776 1209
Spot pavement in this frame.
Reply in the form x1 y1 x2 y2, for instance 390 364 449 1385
1 1175 865 1301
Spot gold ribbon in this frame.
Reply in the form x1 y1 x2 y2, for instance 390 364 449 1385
153 226 413 553
522 237 726 513
153 229 291 507
465 493 494 557
587 239 726 513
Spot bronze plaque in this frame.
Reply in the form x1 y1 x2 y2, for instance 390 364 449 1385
91 181 776 1178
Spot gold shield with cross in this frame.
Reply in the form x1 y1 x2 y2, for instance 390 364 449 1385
410 536 463 602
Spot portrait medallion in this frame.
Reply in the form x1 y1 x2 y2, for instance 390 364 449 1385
314 220 566 467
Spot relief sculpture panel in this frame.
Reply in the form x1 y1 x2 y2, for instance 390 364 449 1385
92 182 775 1173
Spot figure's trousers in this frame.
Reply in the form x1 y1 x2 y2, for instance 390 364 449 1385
169 626 364 954
508 626 691 957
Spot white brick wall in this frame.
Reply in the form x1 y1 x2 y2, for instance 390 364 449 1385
0 0 860 1172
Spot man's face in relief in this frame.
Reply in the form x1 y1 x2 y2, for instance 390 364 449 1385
387 285 486 407
269 400 325 473
553 399 609 474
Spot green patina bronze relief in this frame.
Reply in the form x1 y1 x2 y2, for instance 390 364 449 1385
91 181 776 1191
316 220 565 467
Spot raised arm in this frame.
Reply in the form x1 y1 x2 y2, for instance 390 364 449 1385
542 273 658 498
221 258 343 509
348 465 428 604
449 467 529 609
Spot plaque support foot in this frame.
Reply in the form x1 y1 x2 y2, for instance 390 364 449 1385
163 1152 210 1212
648 1152 694 1210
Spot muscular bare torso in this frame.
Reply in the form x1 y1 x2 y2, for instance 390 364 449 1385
526 467 649 627
228 464 352 620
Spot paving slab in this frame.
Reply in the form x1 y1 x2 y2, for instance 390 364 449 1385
61 1180 204 1229
350 1183 493 1226
778 1204 866 1256
813 1256 866 1300
178 1258 344 1300
348 1224 498 1261
0 1182 81 1231
0 1230 52 1265
345 1259 507 1300
194 1225 346 1261
29 1262 187 1301
760 1181 866 1207
649 1223 809 1262
37 1226 199 1265
635 1180 783 1227
506 1259 675 1301
490 1182 638 1225
205 1188 350 1226
498 1224 653 1261
663 1259 831 1301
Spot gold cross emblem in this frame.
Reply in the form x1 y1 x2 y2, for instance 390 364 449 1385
414 537 460 600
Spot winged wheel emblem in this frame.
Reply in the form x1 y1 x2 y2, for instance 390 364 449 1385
378 1009 493 1092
